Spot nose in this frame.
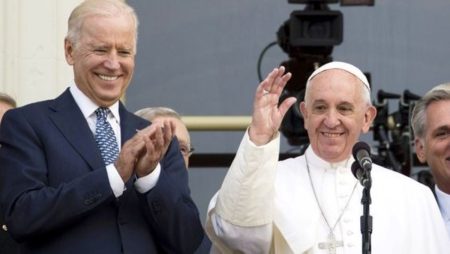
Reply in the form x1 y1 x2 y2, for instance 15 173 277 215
104 53 120 70
323 109 340 128
445 136 450 148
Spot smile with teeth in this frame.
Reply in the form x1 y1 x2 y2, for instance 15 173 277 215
321 132 343 138
98 74 119 81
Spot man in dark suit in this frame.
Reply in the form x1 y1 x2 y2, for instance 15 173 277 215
0 1 204 253
0 92 18 253
135 107 212 254
412 83 450 237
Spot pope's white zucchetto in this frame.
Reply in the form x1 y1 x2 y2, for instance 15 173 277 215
306 61 370 91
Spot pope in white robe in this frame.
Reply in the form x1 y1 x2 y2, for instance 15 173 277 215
205 62 450 254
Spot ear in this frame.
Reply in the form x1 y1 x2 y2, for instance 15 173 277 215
64 38 75 65
361 106 377 133
299 102 308 130
415 138 427 163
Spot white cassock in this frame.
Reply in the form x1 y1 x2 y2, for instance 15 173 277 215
206 131 450 254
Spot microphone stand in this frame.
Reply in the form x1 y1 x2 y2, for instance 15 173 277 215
360 172 372 254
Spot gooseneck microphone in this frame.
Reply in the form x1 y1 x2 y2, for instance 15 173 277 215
352 141 372 171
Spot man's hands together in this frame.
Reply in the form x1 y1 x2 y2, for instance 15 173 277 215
115 120 175 182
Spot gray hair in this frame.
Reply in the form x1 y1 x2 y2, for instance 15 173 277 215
66 0 139 50
0 92 17 108
135 107 182 122
411 83 450 139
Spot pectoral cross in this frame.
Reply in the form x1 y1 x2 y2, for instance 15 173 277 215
318 233 344 254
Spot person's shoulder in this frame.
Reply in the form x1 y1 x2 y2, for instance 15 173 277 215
279 154 303 166
372 163 430 192
6 99 54 118
278 155 306 176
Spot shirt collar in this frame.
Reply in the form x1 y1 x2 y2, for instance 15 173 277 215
435 185 450 220
305 146 353 170
69 84 120 123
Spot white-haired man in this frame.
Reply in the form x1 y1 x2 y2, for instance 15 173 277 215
206 62 449 253
0 1 204 253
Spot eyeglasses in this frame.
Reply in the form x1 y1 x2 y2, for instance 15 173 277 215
180 144 194 157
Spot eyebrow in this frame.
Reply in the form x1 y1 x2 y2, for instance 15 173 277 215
432 125 450 134
178 141 190 147
312 99 353 106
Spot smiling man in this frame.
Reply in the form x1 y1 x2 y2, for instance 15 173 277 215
0 1 203 253
206 62 449 253
412 83 450 237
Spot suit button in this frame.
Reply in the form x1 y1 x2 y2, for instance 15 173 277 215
92 193 102 202
2 224 7 231
152 201 161 213
84 193 103 205
84 198 94 205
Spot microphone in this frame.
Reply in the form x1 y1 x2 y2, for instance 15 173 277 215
351 161 369 187
352 141 372 171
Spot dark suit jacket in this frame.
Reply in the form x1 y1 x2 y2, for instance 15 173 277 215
0 217 18 254
0 89 204 254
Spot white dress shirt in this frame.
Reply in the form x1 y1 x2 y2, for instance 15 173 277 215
435 185 450 238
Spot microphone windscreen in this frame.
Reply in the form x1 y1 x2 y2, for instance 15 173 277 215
352 141 371 159
351 161 362 180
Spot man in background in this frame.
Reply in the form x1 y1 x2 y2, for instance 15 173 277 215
0 92 16 122
0 92 18 253
135 106 213 253
412 83 450 237
0 1 204 253
135 107 193 168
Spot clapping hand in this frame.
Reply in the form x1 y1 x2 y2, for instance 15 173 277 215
134 120 174 177
115 120 174 181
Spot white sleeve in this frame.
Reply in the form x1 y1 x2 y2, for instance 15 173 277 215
134 164 161 193
106 164 125 197
209 211 272 253
205 130 280 253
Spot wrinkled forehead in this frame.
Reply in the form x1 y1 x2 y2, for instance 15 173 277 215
305 69 367 106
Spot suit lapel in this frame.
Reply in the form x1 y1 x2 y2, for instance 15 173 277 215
48 89 104 171
119 103 148 146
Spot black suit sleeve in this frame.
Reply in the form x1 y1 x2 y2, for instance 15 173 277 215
0 109 115 242
138 138 204 254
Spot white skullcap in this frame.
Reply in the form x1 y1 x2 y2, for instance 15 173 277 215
307 61 370 91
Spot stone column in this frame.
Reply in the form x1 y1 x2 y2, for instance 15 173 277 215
0 0 82 106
